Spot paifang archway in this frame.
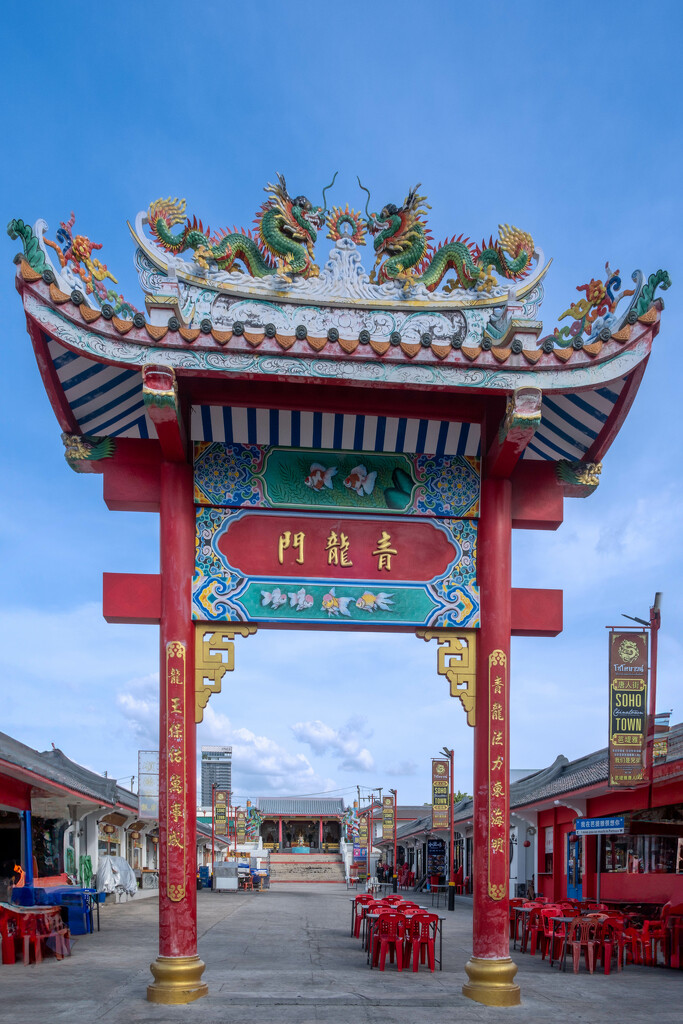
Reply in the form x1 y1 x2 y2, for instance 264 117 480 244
9 179 669 1006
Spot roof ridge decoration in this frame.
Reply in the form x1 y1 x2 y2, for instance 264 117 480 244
8 178 670 378
133 177 547 310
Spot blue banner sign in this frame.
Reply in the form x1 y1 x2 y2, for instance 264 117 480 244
353 844 367 859
575 816 624 835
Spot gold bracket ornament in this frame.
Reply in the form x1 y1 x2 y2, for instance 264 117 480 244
417 629 477 726
194 623 257 723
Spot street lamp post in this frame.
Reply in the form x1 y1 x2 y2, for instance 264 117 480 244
441 746 455 912
390 788 398 893
211 783 216 881
622 591 662 807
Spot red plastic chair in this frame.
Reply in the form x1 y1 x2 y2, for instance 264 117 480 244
641 915 668 967
663 902 683 970
513 900 539 948
540 906 577 964
524 908 545 956
18 913 43 965
508 898 524 939
404 912 438 972
600 917 633 974
566 917 600 974
353 898 376 939
371 912 406 971
0 909 18 965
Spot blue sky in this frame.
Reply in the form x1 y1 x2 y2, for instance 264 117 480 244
1 1 681 806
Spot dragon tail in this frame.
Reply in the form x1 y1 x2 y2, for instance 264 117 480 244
474 224 534 281
7 218 50 274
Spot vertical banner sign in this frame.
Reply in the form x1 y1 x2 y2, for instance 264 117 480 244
488 650 507 901
432 760 450 829
357 813 368 852
138 750 159 819
165 641 187 903
382 795 395 843
214 790 228 836
609 631 648 786
236 809 247 844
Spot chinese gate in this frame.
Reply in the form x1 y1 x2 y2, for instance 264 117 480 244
9 176 669 1005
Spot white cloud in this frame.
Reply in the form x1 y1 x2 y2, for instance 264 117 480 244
200 705 337 797
291 716 375 772
115 673 159 748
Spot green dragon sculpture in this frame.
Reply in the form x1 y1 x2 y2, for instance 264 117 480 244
7 219 50 274
147 173 335 279
361 183 535 293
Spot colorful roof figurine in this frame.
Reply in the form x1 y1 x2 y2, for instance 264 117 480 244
8 174 670 482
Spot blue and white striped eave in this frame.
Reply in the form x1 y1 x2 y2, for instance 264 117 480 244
46 336 625 460
525 380 626 461
48 337 155 438
191 406 481 456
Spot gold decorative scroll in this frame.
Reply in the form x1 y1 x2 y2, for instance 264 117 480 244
417 629 477 726
194 623 257 723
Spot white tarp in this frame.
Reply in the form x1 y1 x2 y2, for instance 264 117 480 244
96 855 137 896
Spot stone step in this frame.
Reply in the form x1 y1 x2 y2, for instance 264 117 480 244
270 860 346 882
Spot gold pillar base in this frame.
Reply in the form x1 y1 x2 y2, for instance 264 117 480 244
462 956 520 1007
147 955 208 1004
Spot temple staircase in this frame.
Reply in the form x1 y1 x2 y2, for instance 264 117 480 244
269 851 345 884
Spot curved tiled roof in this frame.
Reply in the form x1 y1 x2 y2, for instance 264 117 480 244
0 731 122 807
256 797 345 816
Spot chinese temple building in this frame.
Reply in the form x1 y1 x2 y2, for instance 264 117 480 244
9 175 669 1005
256 797 344 850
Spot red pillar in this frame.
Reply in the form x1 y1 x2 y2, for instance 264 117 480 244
463 476 520 1006
278 816 283 849
148 462 207 1003
319 818 324 849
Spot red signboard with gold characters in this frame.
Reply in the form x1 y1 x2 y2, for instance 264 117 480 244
608 631 648 787
487 650 508 901
165 641 187 903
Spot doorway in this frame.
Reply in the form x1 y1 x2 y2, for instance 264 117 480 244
566 835 582 900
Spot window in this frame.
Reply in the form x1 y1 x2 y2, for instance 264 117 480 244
544 827 553 874
601 834 680 873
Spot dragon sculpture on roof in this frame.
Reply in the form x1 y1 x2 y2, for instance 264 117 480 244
361 182 535 293
147 173 336 280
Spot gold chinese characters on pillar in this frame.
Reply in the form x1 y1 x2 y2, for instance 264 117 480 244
488 650 508 901
194 623 257 723
417 630 476 726
166 640 187 903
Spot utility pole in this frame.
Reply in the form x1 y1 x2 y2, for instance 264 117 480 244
440 746 456 912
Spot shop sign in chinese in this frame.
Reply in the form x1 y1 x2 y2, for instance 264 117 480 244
487 650 508 901
193 508 479 629
608 631 648 787
653 736 669 761
165 641 187 903
575 817 625 835
431 760 450 830
214 790 229 836
194 442 480 519
138 749 159 819
382 795 395 842
235 809 247 844
353 844 367 860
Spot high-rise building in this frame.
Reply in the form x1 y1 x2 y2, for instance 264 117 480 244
200 746 232 808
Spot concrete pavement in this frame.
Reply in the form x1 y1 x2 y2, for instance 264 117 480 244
1 885 680 1023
